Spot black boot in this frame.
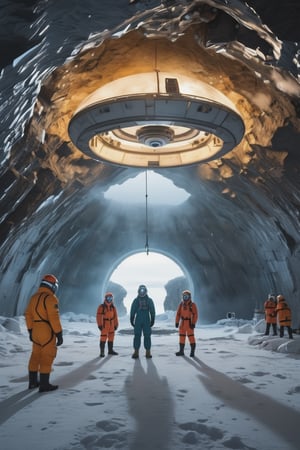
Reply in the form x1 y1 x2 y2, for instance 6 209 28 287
176 344 185 356
108 341 118 355
279 326 284 337
39 373 58 393
100 342 105 357
28 371 39 389
190 343 196 357
132 349 139 359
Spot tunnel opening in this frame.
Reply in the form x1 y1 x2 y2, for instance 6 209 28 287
105 250 194 315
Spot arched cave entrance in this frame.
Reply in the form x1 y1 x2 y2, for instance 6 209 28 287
103 250 194 315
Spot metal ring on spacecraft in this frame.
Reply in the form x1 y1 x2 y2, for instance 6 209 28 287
68 72 245 168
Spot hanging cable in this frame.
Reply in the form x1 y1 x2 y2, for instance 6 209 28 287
145 170 149 255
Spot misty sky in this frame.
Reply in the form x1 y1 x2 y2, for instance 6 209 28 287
104 170 190 205
110 252 184 314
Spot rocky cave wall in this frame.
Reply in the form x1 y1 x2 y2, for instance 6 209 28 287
2 150 300 325
0 0 300 325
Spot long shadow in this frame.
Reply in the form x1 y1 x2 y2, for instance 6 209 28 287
125 358 174 450
0 389 40 426
0 357 107 425
184 356 300 449
55 356 106 389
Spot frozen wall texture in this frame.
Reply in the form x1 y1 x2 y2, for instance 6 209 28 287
0 0 300 324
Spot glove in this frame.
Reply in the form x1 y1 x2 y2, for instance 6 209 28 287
114 326 118 330
56 332 63 346
150 320 154 327
28 329 33 342
175 323 179 328
98 325 102 331
130 319 134 327
190 323 195 329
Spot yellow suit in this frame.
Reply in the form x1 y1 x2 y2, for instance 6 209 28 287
25 286 62 373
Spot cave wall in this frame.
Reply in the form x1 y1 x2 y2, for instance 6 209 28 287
0 0 300 325
1 156 300 325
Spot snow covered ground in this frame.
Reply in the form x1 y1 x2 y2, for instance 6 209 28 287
1 312 300 450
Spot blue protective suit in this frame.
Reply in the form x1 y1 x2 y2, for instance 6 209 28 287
130 295 156 350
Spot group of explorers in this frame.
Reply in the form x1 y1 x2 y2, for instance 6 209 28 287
24 275 198 393
24 273 294 394
263 293 293 339
96 284 198 359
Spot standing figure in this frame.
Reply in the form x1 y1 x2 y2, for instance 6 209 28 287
25 274 63 393
263 294 277 336
276 294 293 339
175 290 198 357
96 292 119 357
130 284 156 359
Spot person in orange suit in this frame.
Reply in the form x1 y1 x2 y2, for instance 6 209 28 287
275 294 293 339
96 292 119 357
263 294 277 336
25 274 63 392
175 290 198 357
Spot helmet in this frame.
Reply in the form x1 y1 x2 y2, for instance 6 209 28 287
182 290 191 301
41 274 59 293
104 292 113 303
277 294 284 302
138 285 147 297
268 294 276 301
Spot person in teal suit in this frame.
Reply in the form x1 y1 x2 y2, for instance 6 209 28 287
130 284 156 359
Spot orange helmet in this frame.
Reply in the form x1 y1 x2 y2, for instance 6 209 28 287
182 290 191 301
104 292 113 303
41 274 59 293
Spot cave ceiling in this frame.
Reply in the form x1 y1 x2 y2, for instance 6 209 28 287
0 0 300 323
